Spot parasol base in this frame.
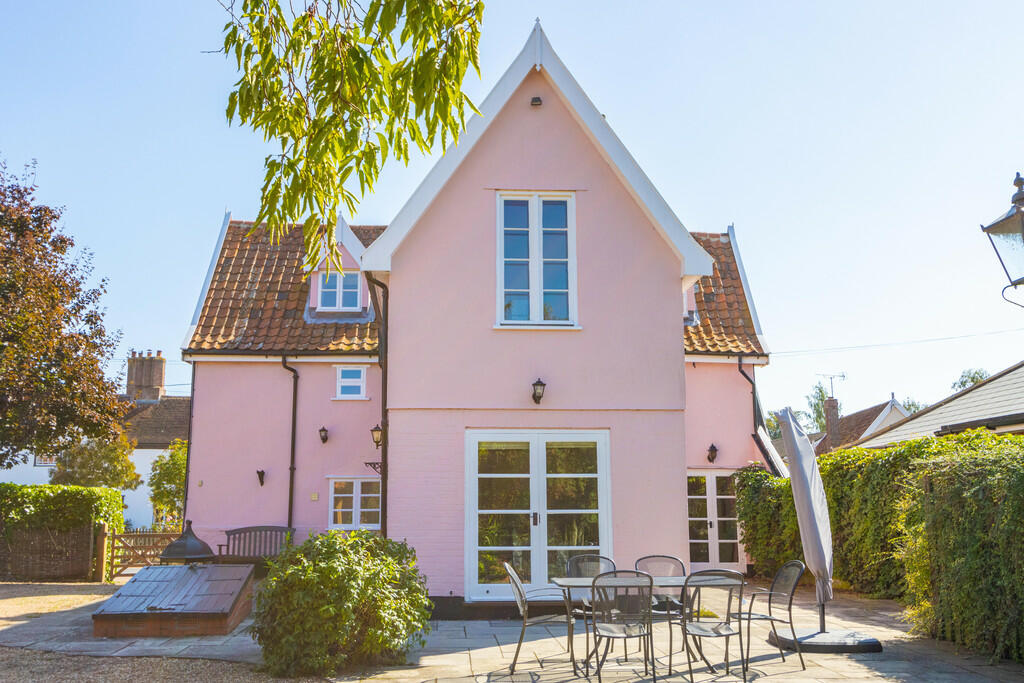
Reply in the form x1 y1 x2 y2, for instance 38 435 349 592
768 628 883 653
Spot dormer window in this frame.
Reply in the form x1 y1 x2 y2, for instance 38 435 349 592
319 271 360 311
497 192 577 326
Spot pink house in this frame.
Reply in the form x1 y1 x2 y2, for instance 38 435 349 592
182 25 775 607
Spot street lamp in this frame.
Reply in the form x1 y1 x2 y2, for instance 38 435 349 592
981 172 1024 307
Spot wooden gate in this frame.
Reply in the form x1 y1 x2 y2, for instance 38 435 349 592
109 530 179 578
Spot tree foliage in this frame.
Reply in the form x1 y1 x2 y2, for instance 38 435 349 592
0 483 124 534
221 0 484 271
951 367 989 392
149 439 187 524
902 397 926 414
49 428 141 491
805 381 837 433
0 161 123 469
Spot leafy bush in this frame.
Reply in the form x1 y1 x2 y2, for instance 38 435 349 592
898 435 1024 661
0 483 124 534
149 439 187 525
252 529 431 677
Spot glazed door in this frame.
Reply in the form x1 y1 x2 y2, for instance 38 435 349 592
686 471 743 572
466 430 610 601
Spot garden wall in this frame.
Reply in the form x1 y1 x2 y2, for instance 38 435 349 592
735 430 1024 662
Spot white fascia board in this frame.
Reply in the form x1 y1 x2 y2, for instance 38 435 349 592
336 215 365 261
685 353 770 366
183 354 377 363
361 23 714 280
727 224 767 350
859 399 911 440
181 211 231 353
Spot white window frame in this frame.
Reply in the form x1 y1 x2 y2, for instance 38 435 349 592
34 454 57 467
333 365 368 400
327 477 381 531
495 192 578 327
318 270 362 311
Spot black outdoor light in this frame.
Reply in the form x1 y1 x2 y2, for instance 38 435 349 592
532 378 546 404
370 424 383 449
981 172 1024 308
256 469 266 486
707 443 718 463
319 426 329 443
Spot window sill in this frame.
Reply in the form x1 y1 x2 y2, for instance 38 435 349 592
331 396 370 401
493 324 582 331
328 525 381 532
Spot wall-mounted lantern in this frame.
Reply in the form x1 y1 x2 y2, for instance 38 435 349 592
707 444 718 463
532 378 546 404
256 469 266 486
981 172 1024 308
319 426 329 444
370 424 383 449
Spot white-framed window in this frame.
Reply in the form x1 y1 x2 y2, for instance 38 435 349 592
34 454 57 467
334 365 367 399
328 478 381 530
319 271 361 311
496 192 577 326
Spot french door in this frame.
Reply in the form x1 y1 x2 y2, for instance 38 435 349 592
686 470 743 572
465 430 611 601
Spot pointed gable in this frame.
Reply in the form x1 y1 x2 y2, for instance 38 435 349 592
361 23 713 281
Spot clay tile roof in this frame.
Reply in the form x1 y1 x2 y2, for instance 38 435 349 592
685 233 764 356
122 396 191 449
813 401 889 455
351 225 387 247
186 221 379 354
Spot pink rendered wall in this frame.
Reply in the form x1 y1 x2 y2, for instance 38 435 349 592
187 360 382 547
683 361 765 470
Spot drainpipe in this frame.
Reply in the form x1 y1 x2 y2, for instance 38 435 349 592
181 361 197 522
281 356 299 529
737 355 762 430
364 272 389 538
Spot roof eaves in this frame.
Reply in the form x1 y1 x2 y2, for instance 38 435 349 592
182 211 231 353
726 224 768 354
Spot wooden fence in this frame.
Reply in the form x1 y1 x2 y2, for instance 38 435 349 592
108 529 179 579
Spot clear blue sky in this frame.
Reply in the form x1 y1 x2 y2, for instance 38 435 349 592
3 2 1023 416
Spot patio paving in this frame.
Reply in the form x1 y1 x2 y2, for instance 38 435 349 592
1 582 1022 681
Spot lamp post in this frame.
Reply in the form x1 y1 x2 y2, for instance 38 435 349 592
981 172 1024 308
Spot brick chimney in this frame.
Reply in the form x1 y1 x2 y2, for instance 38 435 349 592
126 349 166 401
824 396 841 451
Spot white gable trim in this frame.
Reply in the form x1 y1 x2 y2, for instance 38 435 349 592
336 216 365 261
727 224 769 355
181 211 231 352
361 22 713 279
859 399 911 440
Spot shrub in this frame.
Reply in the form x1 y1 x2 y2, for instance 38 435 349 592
0 482 124 534
252 529 431 677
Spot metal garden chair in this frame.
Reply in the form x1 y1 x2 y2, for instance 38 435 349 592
566 553 616 671
674 568 747 682
503 562 576 675
730 559 807 670
635 554 689 660
590 570 656 682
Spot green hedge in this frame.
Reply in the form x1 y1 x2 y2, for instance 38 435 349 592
735 430 1024 661
0 483 124 534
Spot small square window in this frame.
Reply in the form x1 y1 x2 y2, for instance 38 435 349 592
335 366 367 399
319 271 361 310
329 479 382 530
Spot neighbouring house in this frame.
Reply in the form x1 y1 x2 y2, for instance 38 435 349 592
182 24 774 605
0 350 189 528
771 394 911 459
855 360 1024 448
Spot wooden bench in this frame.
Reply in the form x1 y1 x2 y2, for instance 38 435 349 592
216 526 294 564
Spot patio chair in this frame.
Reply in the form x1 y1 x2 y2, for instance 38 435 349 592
566 553 616 670
590 570 656 682
504 562 576 675
635 554 689 660
673 568 747 682
729 559 806 670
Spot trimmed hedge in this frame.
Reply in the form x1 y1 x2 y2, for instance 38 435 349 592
735 430 1024 661
0 483 124 534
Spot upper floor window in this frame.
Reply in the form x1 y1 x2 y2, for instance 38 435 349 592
334 365 367 399
498 193 577 326
319 271 360 311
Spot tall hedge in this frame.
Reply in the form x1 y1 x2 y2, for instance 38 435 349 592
0 483 124 534
735 430 1024 662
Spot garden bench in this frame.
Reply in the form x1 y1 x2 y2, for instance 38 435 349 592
217 526 294 563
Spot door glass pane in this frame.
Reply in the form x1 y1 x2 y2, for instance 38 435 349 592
479 443 530 473
688 520 709 540
504 231 529 258
547 443 597 473
688 498 707 518
690 543 709 563
547 513 599 546
505 262 529 289
719 520 738 541
719 543 739 564
547 478 598 509
543 262 568 289
478 514 531 546
479 550 530 584
543 231 568 258
687 476 706 496
548 550 591 583
716 476 736 496
479 478 530 509
716 498 736 518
